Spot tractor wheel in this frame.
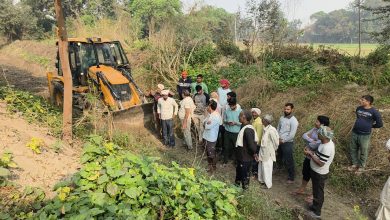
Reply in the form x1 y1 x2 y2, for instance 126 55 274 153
51 83 64 107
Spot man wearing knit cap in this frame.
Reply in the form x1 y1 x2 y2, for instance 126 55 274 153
177 71 192 100
251 108 263 177
304 126 335 219
375 138 390 220
157 90 178 147
258 114 279 189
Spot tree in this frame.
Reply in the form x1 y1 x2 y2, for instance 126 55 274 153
128 0 181 38
245 0 284 51
0 0 37 41
365 0 390 44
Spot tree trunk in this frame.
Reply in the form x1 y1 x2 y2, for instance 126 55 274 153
54 0 73 143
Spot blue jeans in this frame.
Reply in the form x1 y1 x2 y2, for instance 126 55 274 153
161 119 175 147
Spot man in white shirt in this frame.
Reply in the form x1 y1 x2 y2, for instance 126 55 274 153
157 90 178 147
178 90 195 150
203 100 221 173
304 126 335 219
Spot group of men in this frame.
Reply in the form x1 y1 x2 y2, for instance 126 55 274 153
150 71 385 219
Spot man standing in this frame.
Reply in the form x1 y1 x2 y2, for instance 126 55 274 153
177 71 192 100
349 95 383 174
251 108 263 177
305 126 335 219
258 114 279 189
203 100 221 173
277 103 299 183
193 85 209 144
157 90 178 147
217 79 231 116
375 138 390 220
191 74 209 95
178 90 195 150
223 97 242 165
235 110 258 189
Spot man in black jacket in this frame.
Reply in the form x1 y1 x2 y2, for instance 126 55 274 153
177 71 192 100
235 110 258 189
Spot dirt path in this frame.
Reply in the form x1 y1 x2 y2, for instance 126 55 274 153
0 102 81 198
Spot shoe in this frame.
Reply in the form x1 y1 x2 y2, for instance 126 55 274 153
286 180 294 184
307 211 321 219
347 165 358 172
355 167 364 175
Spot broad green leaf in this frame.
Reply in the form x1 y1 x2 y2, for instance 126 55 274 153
106 182 119 197
91 192 106 206
0 167 10 177
97 174 109 185
125 187 141 199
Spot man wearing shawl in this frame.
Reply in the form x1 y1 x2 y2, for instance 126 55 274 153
234 110 258 189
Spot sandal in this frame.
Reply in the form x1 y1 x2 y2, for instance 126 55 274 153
290 189 306 196
347 165 358 172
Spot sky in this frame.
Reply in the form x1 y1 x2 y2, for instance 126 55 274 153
182 0 353 25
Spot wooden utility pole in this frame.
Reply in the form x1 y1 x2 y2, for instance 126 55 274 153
54 0 73 143
358 0 362 58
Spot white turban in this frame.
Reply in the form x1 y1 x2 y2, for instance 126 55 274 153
263 114 273 123
157 84 165 90
161 90 169 96
386 139 390 151
251 108 261 115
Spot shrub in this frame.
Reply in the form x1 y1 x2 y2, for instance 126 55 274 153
35 135 241 219
366 45 390 66
189 43 217 66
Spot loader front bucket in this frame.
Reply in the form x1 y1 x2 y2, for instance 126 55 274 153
111 103 154 132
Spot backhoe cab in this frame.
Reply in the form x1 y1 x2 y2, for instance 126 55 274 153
47 37 145 112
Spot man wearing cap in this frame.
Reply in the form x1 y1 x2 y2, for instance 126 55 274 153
234 110 258 189
191 74 209 95
178 90 196 150
258 114 279 189
304 126 335 219
376 138 390 220
177 71 192 100
157 90 178 147
251 108 263 177
222 97 242 165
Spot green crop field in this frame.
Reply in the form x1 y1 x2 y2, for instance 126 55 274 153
307 43 378 57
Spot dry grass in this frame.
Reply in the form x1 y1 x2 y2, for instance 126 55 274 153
237 80 390 190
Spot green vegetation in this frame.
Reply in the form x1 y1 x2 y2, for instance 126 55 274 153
34 135 240 219
0 151 17 184
0 87 62 136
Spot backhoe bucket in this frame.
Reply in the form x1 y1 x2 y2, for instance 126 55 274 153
111 103 154 132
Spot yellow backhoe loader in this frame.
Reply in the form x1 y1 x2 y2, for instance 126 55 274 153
47 37 153 130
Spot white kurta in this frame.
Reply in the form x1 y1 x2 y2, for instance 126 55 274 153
376 177 390 220
258 125 279 189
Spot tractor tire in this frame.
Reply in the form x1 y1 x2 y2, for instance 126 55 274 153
51 83 64 107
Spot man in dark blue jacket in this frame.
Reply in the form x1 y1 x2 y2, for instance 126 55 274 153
177 71 192 100
348 95 383 174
